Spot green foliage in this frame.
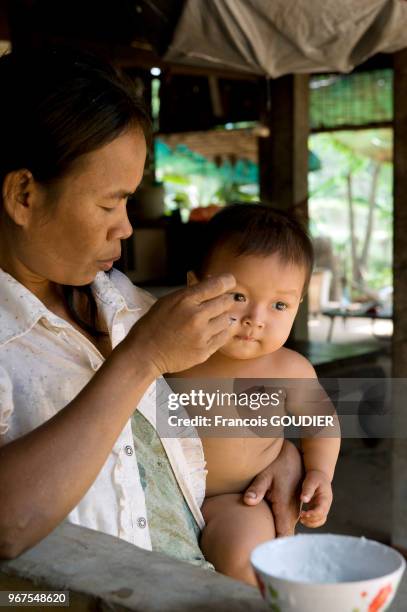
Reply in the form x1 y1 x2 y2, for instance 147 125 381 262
155 137 259 209
309 129 393 293
310 70 393 130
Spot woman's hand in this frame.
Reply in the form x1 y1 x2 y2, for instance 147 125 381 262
123 274 236 376
242 440 303 537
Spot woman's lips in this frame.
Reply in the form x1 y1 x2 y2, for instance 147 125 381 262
98 260 115 271
97 255 121 270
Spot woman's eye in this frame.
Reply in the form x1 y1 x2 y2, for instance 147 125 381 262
101 206 115 212
233 293 246 302
272 301 287 311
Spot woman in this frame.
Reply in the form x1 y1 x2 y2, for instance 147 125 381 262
0 47 302 567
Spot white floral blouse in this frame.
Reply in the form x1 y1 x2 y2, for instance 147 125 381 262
0 267 206 550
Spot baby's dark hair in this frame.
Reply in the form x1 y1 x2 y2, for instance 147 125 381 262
193 203 314 293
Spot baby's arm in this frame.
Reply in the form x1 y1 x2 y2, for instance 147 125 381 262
283 349 341 528
300 436 340 528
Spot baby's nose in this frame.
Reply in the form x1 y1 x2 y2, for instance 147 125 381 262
243 316 265 329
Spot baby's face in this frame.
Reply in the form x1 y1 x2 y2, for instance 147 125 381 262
202 246 306 360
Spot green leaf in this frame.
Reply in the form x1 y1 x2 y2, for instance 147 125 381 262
268 585 279 599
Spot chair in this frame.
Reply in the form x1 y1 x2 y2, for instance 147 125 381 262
308 269 333 317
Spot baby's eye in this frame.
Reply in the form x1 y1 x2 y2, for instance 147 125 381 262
232 292 247 303
272 301 287 311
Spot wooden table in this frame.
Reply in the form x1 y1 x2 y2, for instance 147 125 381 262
287 339 385 376
321 306 392 342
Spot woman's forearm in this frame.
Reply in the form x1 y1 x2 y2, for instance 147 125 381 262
0 274 236 558
0 343 157 558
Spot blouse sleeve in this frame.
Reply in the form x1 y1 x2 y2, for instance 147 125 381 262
109 268 157 316
0 366 14 436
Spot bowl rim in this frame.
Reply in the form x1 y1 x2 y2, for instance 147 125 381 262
251 533 407 587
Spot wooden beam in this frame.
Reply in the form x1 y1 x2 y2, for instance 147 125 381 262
392 48 407 551
0 0 10 40
10 28 258 81
0 522 265 611
258 74 310 340
311 121 393 134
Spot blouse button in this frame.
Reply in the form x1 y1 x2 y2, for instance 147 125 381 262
137 516 147 529
124 445 134 456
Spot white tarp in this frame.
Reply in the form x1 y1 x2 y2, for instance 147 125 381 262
165 0 407 76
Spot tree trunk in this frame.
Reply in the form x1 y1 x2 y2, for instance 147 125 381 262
360 161 381 272
346 172 364 290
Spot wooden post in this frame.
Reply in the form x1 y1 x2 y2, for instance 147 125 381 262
0 0 10 41
392 49 407 552
258 74 310 340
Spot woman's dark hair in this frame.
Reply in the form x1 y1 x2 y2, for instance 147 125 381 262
193 203 314 294
0 46 151 337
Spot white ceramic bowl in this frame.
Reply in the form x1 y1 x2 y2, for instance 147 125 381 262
251 534 405 612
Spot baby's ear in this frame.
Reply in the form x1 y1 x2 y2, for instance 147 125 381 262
187 270 199 287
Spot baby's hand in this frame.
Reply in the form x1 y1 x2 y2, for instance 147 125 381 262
299 470 333 528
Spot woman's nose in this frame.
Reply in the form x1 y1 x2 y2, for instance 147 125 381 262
109 211 133 241
120 214 134 240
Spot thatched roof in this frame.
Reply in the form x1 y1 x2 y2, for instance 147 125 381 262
165 0 407 76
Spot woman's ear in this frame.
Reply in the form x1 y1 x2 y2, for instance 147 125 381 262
187 270 199 287
2 169 35 226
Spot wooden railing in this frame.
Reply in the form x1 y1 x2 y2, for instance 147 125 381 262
0 522 266 611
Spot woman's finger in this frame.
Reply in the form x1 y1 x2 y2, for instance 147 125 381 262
206 312 236 338
242 471 273 506
201 293 236 322
187 274 236 304
272 500 299 537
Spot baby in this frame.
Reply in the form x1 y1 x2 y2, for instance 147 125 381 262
173 203 340 585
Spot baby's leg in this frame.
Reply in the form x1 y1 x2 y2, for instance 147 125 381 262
201 493 275 586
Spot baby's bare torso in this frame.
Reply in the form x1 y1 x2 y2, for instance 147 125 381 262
172 348 295 497
202 436 284 497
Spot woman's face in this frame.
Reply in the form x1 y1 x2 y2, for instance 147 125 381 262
5 127 146 287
